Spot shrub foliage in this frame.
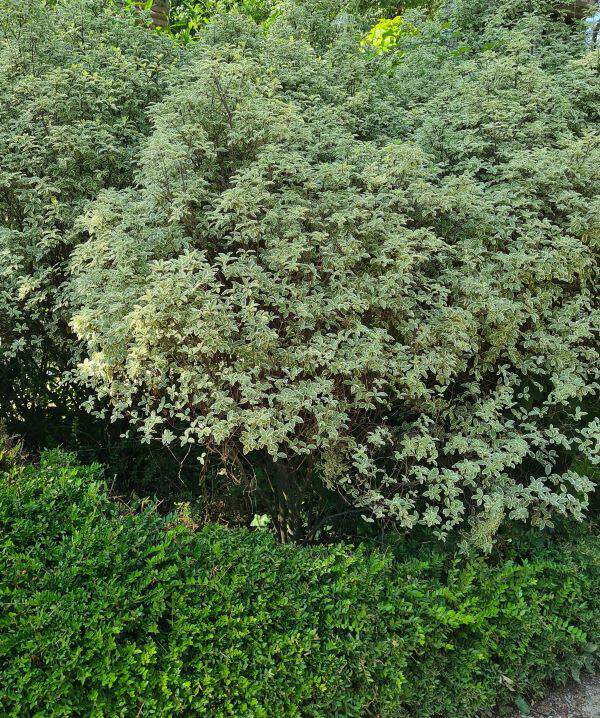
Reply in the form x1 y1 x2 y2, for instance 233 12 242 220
68 0 599 544
0 0 178 439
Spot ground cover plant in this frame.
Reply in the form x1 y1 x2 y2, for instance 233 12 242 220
0 451 598 717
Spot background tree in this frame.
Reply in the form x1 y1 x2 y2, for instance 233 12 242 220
151 0 170 26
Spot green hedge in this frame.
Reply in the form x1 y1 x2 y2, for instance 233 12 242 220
1 453 598 717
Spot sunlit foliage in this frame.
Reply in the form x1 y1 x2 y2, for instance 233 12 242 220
67 0 599 546
0 0 179 436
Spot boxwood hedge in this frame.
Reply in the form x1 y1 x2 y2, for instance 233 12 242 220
1 452 598 716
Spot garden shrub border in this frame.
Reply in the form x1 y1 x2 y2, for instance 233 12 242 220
1 452 598 716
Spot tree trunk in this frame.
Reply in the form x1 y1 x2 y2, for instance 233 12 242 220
151 0 169 28
264 456 303 544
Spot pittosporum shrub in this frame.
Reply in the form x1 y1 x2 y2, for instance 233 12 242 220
0 0 179 441
67 0 599 546
1 453 598 716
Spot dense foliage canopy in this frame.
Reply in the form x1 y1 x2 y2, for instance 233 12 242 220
0 0 179 438
66 0 599 545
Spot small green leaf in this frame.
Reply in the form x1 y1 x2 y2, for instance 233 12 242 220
250 513 271 529
515 696 530 715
